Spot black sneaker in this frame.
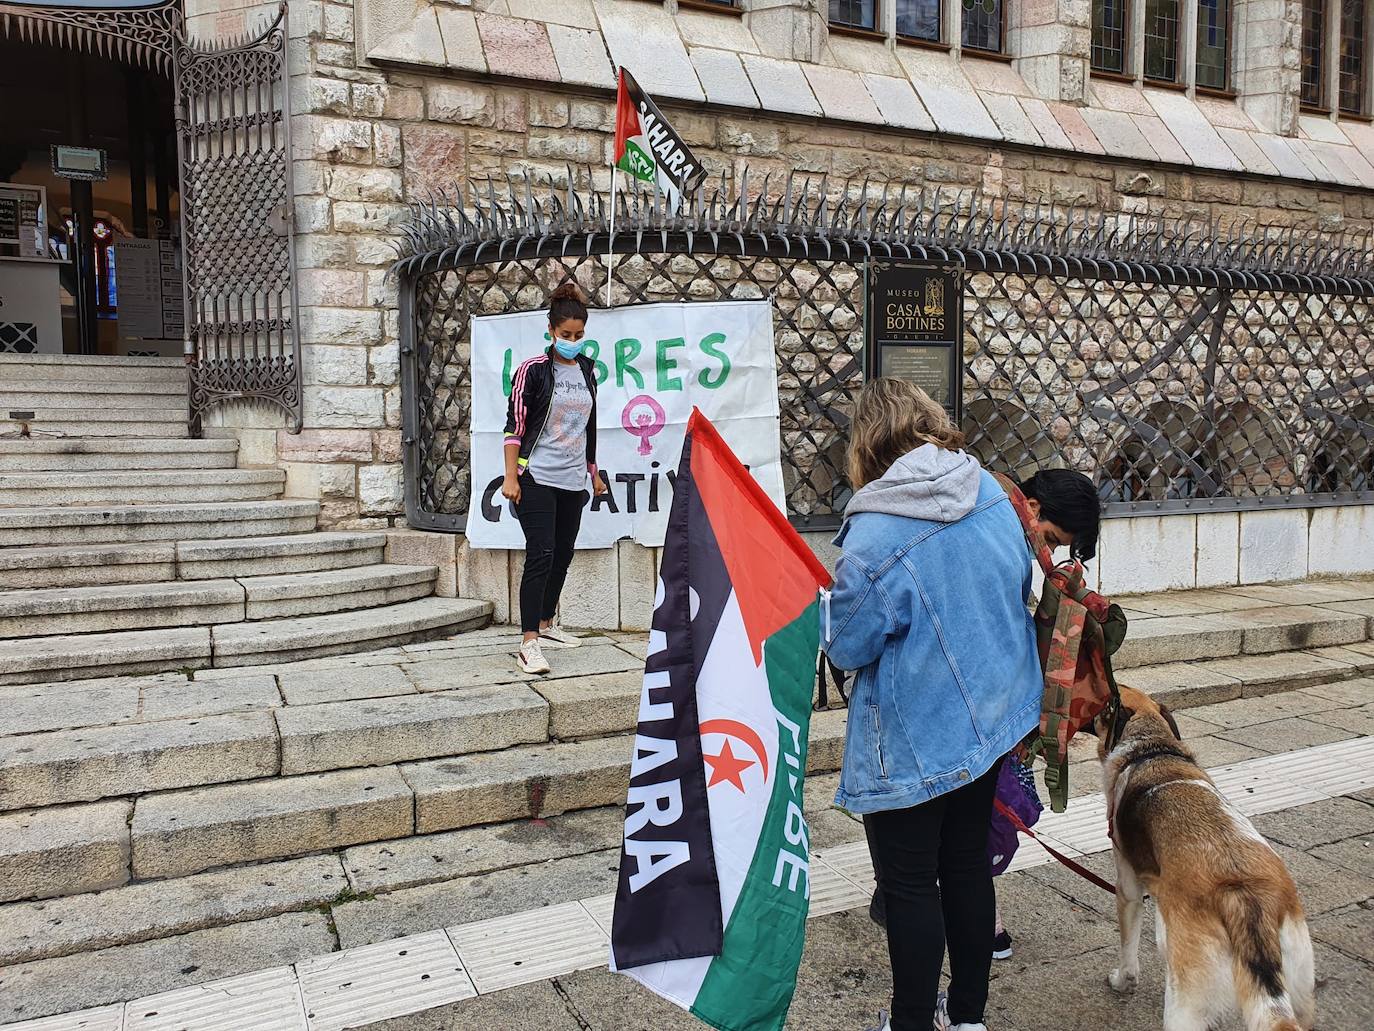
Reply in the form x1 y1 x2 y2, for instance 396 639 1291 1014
992 929 1013 960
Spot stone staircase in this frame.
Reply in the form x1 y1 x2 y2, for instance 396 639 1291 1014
0 356 492 687
1 569 1373 1022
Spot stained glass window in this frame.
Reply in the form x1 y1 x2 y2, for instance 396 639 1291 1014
961 0 1003 52
830 0 878 30
1144 0 1181 81
1196 0 1230 90
1303 0 1328 107
897 0 941 41
1093 0 1129 74
1340 0 1368 113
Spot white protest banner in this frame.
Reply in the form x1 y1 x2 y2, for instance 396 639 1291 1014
466 299 784 549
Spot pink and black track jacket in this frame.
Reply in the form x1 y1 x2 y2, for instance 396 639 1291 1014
503 350 599 477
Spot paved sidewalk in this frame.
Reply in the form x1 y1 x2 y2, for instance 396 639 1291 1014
9 686 1370 1031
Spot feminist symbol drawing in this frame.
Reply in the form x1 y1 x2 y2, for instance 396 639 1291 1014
622 395 666 455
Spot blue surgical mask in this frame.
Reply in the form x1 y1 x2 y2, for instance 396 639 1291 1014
553 338 583 360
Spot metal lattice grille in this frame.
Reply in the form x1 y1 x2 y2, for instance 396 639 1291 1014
176 3 301 431
395 172 1374 533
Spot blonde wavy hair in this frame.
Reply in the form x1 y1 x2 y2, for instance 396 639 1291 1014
846 377 966 489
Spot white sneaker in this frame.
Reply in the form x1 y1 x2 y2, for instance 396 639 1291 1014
862 1010 890 1031
517 638 550 674
539 623 581 648
934 994 986 1031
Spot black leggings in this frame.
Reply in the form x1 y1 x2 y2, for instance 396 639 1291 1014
513 475 586 634
864 758 1003 1030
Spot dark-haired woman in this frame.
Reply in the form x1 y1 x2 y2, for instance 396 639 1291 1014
501 282 608 675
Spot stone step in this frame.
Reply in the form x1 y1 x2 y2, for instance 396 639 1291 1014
0 533 393 591
176 531 387 580
0 354 185 382
1 386 187 411
0 542 177 591
241 563 437 620
0 800 133 905
0 579 246 639
0 597 491 685
120 708 847 883
0 627 212 686
0 437 239 472
0 712 280 812
1114 604 1371 668
211 596 493 668
0 468 285 506
0 417 189 439
0 377 186 395
0 499 319 547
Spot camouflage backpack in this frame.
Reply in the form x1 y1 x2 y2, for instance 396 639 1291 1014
993 473 1128 813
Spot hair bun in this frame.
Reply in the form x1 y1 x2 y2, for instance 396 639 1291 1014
550 281 586 304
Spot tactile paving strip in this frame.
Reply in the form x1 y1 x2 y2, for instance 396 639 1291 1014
815 840 877 893
448 901 609 994
1037 796 1112 855
808 855 873 917
579 893 617 937
2 1007 124 1031
1233 735 1374 798
1207 763 1329 816
123 967 307 1031
296 931 475 1031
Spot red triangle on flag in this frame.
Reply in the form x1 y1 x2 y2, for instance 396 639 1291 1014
687 409 832 665
613 69 641 168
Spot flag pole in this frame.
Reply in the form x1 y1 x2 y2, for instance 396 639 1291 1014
606 167 617 308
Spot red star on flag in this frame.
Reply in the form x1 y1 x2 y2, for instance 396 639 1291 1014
704 739 755 792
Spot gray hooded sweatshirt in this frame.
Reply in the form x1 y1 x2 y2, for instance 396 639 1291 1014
843 443 984 524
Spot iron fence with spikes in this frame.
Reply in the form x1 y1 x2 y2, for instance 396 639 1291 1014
395 168 1374 533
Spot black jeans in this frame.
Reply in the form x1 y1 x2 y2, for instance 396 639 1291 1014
865 758 1003 1030
513 475 586 634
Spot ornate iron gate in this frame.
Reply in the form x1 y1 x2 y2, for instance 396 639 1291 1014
175 4 300 431
394 172 1374 534
0 0 300 431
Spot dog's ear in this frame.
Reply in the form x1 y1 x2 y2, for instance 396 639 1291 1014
1096 701 1135 742
1159 704 1181 740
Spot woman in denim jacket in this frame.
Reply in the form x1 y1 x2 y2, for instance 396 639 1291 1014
823 379 1043 1031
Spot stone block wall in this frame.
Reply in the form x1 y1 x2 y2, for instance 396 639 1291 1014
184 0 1374 584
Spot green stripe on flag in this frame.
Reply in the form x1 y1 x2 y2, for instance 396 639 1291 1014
690 598 819 1031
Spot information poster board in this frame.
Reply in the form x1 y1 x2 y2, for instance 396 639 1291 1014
863 260 965 423
117 236 185 340
0 183 47 258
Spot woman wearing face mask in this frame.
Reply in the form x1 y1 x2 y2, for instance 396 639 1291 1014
501 282 608 675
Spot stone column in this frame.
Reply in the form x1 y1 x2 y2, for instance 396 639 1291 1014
1012 0 1091 104
746 0 827 63
1234 0 1302 134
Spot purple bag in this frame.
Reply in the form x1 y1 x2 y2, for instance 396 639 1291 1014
988 755 1043 876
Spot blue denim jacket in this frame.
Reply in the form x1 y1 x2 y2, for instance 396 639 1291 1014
824 470 1042 814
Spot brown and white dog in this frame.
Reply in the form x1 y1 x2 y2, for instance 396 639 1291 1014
1094 686 1315 1031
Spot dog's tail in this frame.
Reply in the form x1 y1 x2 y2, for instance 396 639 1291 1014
1218 886 1311 1030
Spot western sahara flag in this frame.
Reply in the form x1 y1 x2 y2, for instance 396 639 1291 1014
610 409 832 1031
613 67 708 207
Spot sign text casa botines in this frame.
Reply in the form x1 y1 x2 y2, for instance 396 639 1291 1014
864 260 965 423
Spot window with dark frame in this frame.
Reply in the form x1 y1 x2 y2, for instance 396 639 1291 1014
1143 0 1181 81
897 0 942 41
1195 0 1230 90
961 0 1004 53
1302 0 1328 107
1092 0 1129 74
830 0 879 31
1339 0 1368 114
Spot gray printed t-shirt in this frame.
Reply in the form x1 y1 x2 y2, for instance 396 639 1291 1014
525 360 592 491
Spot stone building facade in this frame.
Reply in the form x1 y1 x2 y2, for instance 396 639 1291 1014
185 0 1374 625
